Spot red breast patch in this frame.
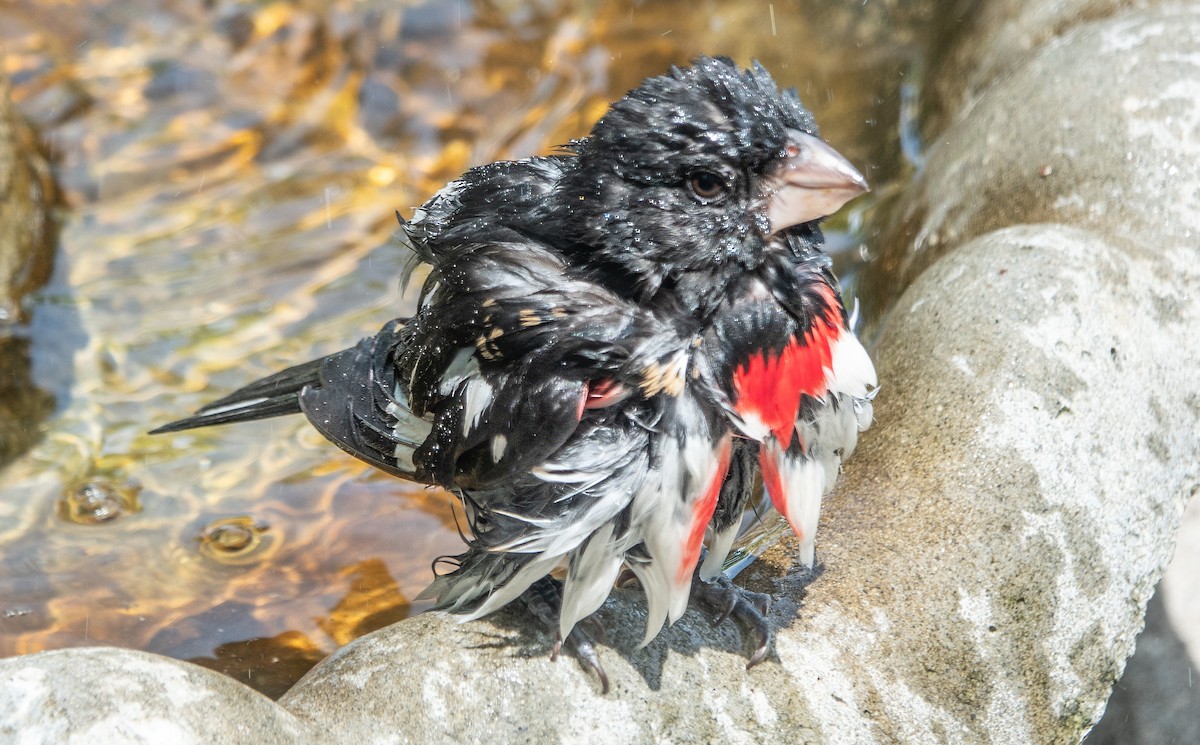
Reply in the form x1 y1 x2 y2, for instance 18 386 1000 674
731 305 841 448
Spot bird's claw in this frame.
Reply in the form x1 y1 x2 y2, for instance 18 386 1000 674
692 573 774 669
552 626 610 694
530 577 611 693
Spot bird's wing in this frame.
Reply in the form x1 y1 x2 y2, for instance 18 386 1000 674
396 239 685 492
399 240 723 641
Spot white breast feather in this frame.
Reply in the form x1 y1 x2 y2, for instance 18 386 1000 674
827 330 877 399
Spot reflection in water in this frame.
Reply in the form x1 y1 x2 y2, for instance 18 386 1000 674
0 0 932 697
190 631 328 701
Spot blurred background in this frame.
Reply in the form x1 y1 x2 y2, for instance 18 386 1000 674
0 2 1192 738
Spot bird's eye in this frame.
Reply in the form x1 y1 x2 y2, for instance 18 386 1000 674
688 170 727 202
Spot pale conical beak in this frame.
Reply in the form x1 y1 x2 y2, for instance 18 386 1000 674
765 130 869 234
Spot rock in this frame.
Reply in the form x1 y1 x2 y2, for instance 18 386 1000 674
928 0 1163 125
0 648 311 744
862 3 1200 327
812 225 1199 742
0 73 57 466
1086 591 1200 745
5 223 1196 742
0 335 54 469
1087 491 1200 743
281 223 1200 743
0 72 56 325
1162 494 1200 683
863 6 1200 737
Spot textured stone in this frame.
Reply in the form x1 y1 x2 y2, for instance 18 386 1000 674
0 648 310 745
863 3 1200 326
4 221 1197 742
1087 590 1200 745
0 72 57 466
929 0 1164 123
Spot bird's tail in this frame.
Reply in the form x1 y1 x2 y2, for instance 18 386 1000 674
149 358 329 434
419 545 560 621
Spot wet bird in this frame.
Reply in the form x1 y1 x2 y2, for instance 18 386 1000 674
152 56 876 690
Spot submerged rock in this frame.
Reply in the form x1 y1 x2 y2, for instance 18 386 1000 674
0 72 57 467
0 73 55 325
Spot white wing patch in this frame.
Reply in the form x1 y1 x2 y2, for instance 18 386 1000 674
461 377 494 435
386 383 432 472
491 434 507 462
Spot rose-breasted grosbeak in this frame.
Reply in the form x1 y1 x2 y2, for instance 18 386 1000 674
153 56 875 688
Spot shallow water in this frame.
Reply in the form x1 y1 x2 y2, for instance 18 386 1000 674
0 0 932 697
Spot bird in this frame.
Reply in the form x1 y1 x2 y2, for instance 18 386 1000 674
152 56 876 690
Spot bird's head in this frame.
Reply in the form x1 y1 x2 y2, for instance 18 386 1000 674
557 56 867 305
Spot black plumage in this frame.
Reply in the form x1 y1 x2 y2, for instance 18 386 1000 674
153 56 876 676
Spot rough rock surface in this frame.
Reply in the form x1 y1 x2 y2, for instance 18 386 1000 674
3 3 1200 744
0 648 309 744
862 2 1200 325
1089 591 1200 744
4 226 1196 744
928 0 1166 127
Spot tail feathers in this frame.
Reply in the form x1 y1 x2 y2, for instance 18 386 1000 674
149 357 325 434
559 522 624 638
418 548 559 620
297 332 426 480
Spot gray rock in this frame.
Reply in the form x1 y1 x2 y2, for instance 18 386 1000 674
5 219 1197 742
0 648 311 744
1162 493 1200 683
823 225 1199 742
1087 492 1200 742
277 229 1198 745
929 0 1165 125
1087 591 1200 745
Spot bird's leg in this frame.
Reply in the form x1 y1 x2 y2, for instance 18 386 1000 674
527 577 610 694
690 569 774 668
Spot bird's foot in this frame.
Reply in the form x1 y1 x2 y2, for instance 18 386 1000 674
550 620 610 694
691 572 774 668
528 577 610 694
